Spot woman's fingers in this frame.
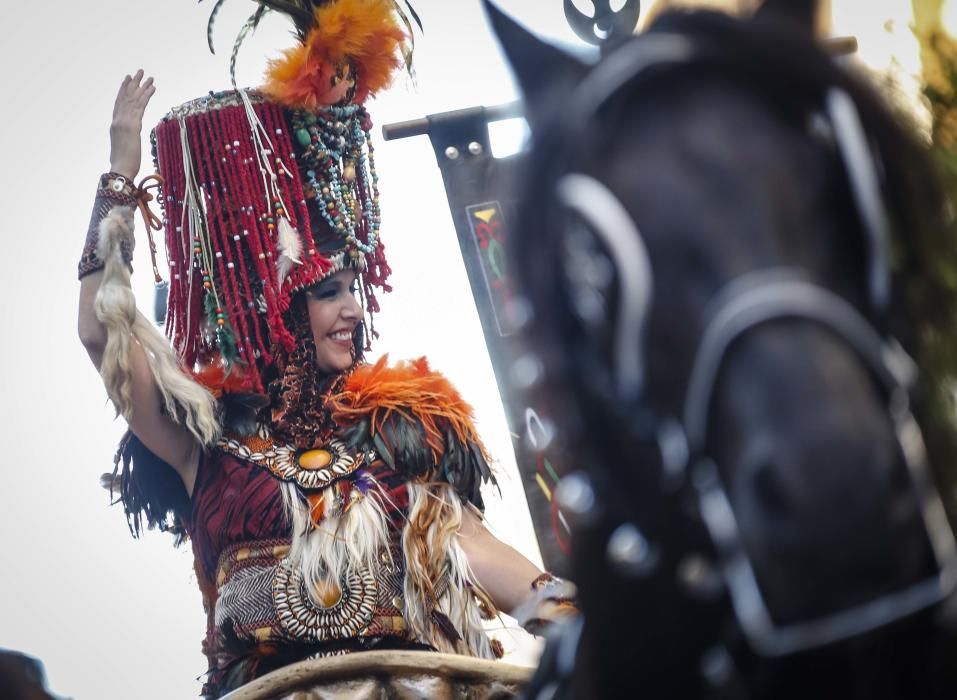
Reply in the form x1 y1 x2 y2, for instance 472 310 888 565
108 70 154 180
135 77 156 109
113 71 156 118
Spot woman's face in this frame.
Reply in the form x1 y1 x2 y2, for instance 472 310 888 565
304 268 363 374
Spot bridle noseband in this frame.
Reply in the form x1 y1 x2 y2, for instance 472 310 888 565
543 26 957 665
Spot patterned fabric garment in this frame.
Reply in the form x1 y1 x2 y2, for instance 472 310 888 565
188 449 414 698
111 357 500 698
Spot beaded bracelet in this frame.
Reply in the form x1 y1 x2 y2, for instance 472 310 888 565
78 172 138 280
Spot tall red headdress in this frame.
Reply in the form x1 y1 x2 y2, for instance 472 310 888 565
151 0 416 394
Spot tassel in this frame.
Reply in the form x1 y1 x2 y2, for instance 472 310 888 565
276 216 303 285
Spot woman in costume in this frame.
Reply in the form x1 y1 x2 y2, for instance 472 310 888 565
77 2 570 696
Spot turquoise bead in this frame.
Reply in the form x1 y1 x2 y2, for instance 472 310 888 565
296 129 312 147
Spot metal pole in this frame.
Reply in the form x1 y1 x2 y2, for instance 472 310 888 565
382 101 523 142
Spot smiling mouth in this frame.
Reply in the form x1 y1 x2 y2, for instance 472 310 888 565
328 330 353 343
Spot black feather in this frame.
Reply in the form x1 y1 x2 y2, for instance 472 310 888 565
341 416 371 451
205 0 230 54
430 609 462 645
229 5 269 86
254 0 316 40
433 425 495 509
373 432 396 471
385 414 432 479
114 431 191 545
221 392 270 436
401 1 423 32
470 440 497 501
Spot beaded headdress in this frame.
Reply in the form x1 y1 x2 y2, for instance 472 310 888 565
152 0 417 394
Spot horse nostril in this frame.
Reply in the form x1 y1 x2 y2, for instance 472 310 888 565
752 461 791 515
737 436 793 515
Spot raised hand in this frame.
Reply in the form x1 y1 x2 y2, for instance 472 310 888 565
109 69 156 180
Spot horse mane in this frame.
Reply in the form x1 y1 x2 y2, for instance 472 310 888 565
515 8 957 496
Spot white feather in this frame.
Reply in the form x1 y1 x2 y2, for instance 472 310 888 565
276 216 303 286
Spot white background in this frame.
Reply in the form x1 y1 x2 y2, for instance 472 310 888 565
0 0 925 697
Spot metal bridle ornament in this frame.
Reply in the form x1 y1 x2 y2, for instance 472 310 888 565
563 0 643 46
545 31 957 661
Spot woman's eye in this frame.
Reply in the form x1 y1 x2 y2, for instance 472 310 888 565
310 285 337 300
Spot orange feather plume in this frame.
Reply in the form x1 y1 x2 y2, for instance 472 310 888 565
328 356 491 466
263 0 408 110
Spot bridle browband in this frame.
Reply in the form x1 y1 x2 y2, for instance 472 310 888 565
543 25 957 669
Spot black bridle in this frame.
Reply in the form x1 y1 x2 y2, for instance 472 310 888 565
525 23 957 691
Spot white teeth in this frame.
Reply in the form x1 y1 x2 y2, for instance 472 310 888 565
330 331 352 341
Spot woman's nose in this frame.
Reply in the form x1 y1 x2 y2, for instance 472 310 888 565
343 290 362 318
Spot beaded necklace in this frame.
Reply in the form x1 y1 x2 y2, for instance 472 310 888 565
292 104 382 260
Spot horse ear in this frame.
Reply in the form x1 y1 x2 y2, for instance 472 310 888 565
483 0 589 131
754 0 819 37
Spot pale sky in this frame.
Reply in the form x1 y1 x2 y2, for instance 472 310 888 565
0 1 926 698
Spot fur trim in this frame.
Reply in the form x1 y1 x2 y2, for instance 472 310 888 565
94 206 220 445
402 482 495 658
280 478 392 607
263 0 407 109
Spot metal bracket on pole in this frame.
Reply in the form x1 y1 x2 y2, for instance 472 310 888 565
564 0 642 46
382 101 523 143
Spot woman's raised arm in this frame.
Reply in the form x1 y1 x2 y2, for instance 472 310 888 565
78 71 205 494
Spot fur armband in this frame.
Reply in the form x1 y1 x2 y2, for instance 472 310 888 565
94 206 220 445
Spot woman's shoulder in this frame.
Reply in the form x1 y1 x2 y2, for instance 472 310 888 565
328 355 495 509
333 355 474 414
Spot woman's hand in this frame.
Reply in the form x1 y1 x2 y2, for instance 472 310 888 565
109 69 156 180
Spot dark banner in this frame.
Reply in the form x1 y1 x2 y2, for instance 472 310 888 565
426 108 571 576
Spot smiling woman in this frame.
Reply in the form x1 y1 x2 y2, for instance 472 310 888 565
72 1 568 698
305 270 365 373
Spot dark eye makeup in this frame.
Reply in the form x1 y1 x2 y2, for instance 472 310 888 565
307 280 340 300
306 276 359 301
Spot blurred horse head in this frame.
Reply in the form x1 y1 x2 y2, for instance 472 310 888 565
490 1 957 697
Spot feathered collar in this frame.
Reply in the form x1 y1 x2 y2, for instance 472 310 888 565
328 356 495 508
219 356 495 507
